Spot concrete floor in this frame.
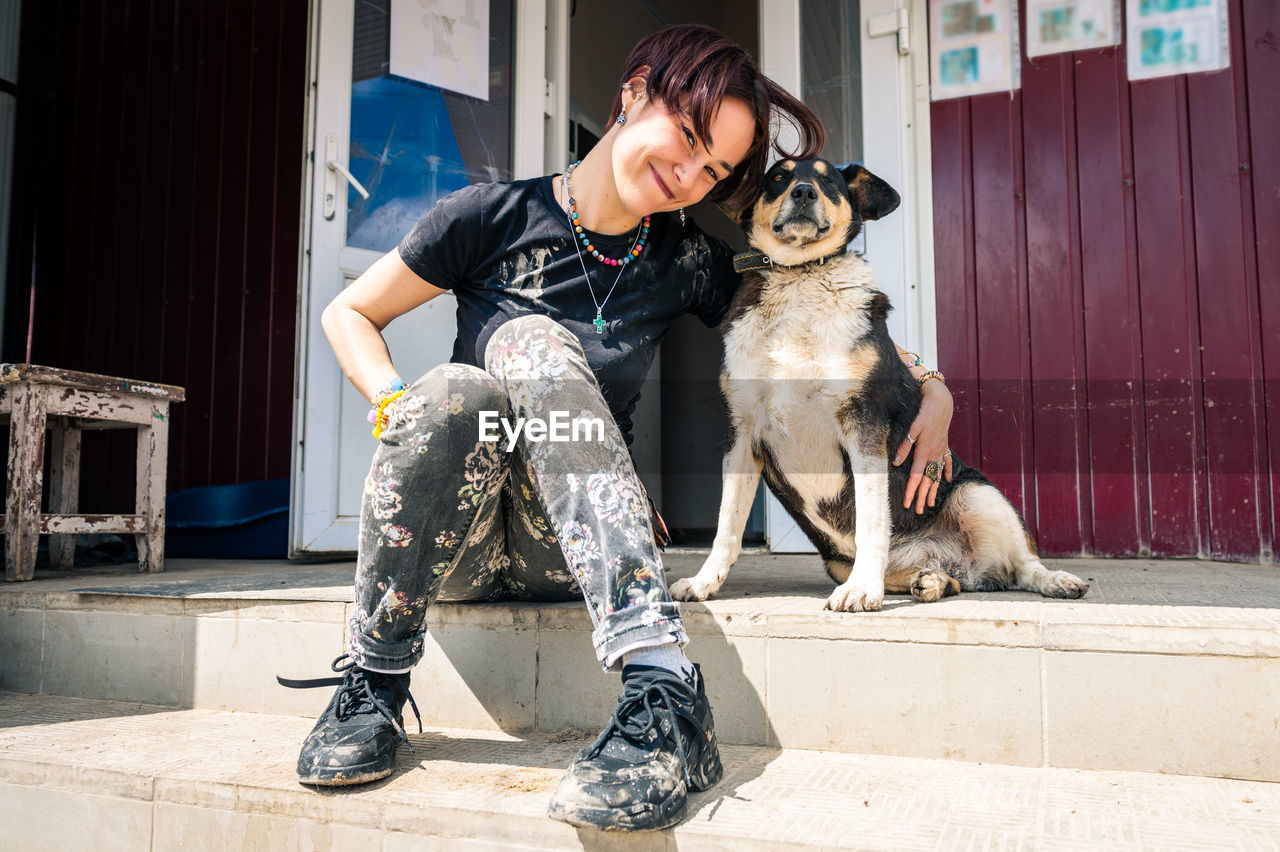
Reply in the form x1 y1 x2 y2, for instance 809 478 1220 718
2 689 1279 850
13 550 1280 612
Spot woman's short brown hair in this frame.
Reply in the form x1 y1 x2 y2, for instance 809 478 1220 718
608 24 825 213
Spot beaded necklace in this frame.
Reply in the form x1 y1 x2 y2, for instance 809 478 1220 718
562 162 650 333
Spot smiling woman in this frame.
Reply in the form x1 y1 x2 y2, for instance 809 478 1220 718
603 24 823 214
580 86 755 232
296 22 828 835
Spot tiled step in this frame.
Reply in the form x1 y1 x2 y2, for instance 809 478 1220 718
2 555 1279 781
2 691 1278 851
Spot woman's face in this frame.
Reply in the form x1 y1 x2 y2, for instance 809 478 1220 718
609 92 755 219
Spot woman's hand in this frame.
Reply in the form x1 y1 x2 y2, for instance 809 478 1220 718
892 378 954 513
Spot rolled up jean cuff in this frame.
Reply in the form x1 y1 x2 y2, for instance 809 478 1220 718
348 621 426 673
595 605 689 671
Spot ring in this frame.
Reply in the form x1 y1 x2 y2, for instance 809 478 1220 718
943 450 952 459
924 460 942 482
906 433 916 445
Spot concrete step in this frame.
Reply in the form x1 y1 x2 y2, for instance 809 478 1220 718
3 691 1278 851
2 554 1279 781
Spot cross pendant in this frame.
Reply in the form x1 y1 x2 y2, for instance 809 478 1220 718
593 313 605 333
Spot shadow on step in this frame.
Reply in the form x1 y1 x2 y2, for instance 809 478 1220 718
0 691 172 730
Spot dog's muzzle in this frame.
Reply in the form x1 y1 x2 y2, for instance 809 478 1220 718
773 183 831 240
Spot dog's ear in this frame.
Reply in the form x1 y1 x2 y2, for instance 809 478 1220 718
839 163 900 222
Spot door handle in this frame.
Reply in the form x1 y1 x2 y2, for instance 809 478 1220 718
323 132 370 220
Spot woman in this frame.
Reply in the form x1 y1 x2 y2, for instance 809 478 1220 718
286 24 954 831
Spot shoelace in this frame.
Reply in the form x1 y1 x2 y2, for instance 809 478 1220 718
587 674 699 788
277 653 423 753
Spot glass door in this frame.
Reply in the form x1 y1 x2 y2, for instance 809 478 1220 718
293 0 544 554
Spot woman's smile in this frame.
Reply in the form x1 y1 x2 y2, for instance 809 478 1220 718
649 164 675 200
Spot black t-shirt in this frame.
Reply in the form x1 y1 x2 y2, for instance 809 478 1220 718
396 174 739 446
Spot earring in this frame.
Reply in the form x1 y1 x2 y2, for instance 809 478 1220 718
679 208 687 227
617 82 642 125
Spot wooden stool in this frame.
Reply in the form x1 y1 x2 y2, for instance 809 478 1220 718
0 364 185 581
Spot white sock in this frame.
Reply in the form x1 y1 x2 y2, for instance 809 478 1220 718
621 643 697 685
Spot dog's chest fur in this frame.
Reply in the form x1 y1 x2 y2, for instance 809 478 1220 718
723 254 881 410
721 255 891 534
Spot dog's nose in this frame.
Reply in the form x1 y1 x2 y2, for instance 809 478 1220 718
790 184 818 203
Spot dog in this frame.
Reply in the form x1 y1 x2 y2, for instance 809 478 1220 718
669 158 1089 612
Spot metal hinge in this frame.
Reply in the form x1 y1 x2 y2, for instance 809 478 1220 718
868 7 910 56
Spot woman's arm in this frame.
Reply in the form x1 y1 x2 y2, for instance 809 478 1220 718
320 249 449 404
890 343 954 513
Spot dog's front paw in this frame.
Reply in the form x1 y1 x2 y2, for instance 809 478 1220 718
1040 570 1089 599
670 575 721 602
824 582 884 613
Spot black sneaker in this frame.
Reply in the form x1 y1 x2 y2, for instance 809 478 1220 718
547 663 723 831
277 653 422 786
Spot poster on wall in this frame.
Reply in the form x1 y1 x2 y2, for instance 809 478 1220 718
390 0 490 101
1126 0 1230 80
930 0 1021 100
1026 0 1121 56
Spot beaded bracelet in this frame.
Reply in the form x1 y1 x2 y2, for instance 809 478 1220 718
916 369 946 387
367 377 407 439
369 377 406 406
369 389 406 439
900 350 923 368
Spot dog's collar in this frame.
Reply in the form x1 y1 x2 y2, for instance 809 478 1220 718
732 245 848 274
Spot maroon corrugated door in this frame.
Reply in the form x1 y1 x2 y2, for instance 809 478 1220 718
7 1 310 510
931 0 1277 561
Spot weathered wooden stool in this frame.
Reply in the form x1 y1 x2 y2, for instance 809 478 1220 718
0 364 185 581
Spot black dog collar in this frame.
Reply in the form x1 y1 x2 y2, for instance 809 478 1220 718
732 245 848 274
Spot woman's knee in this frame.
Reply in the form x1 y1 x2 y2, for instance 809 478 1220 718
483 314 585 379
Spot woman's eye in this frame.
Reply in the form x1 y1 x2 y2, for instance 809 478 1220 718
704 166 719 181
683 127 695 147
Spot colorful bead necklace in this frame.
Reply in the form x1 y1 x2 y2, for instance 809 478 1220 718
565 161 651 267
562 162 648 333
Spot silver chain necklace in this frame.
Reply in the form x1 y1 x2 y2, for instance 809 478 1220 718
561 168 644 334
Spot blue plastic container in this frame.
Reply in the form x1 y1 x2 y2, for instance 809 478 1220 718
165 479 290 559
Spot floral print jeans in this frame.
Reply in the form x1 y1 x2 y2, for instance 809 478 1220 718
349 314 687 673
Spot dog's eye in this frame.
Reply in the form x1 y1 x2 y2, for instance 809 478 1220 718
773 174 783 181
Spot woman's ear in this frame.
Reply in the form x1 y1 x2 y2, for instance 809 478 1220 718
624 64 650 100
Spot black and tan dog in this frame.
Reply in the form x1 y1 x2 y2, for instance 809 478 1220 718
670 158 1088 611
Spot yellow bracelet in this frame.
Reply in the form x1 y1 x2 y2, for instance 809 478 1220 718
917 369 945 388
371 389 406 439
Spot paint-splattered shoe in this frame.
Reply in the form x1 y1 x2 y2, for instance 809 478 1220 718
547 663 723 831
278 653 421 786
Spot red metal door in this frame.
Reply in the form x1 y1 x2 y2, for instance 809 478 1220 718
931 0 1277 561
